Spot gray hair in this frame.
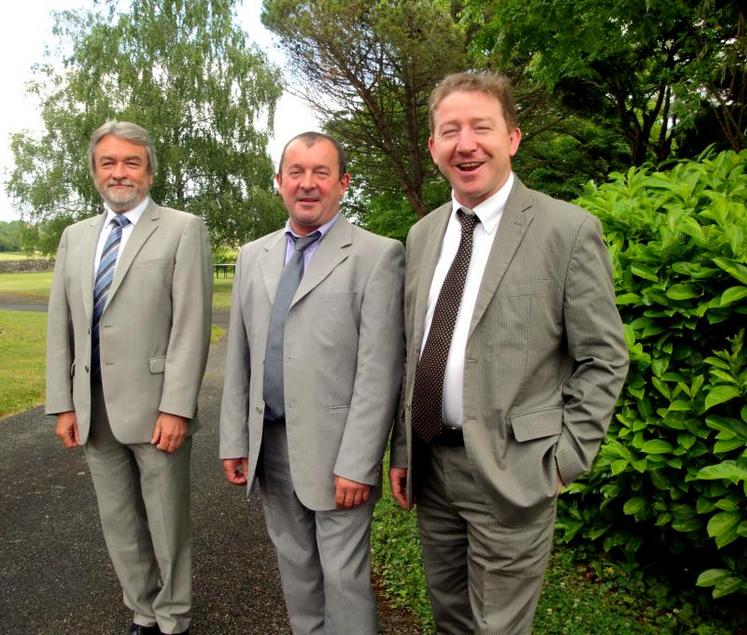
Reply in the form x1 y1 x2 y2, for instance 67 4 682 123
88 121 158 176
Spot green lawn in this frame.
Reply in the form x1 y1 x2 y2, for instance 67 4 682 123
212 277 233 310
0 310 47 417
0 272 53 299
0 271 231 418
0 251 34 261
0 271 235 310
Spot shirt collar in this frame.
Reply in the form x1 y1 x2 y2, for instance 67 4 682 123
451 172 514 235
284 212 340 240
103 197 150 227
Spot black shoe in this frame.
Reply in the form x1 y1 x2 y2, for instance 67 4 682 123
128 624 160 635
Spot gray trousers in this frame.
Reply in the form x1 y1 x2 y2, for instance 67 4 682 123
85 382 192 634
417 442 556 635
258 421 378 635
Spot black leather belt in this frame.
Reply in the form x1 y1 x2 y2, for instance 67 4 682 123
433 427 464 447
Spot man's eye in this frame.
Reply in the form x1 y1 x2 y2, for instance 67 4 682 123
440 129 458 138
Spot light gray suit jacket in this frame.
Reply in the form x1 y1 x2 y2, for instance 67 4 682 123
391 178 629 525
45 200 213 443
220 215 405 511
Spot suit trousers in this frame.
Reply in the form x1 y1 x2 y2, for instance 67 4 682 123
258 420 378 635
416 441 556 635
85 381 192 634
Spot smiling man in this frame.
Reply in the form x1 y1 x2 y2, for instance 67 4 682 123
220 132 404 634
46 121 212 635
389 72 629 633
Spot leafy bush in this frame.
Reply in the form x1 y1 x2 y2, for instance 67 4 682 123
558 149 747 599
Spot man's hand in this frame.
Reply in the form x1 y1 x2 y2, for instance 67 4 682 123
334 475 372 509
389 467 410 510
223 458 249 486
151 412 188 453
55 411 80 448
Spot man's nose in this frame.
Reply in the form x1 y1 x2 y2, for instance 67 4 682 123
299 172 315 189
111 162 127 178
456 129 478 153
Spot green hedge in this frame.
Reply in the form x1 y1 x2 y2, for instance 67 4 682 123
558 149 747 598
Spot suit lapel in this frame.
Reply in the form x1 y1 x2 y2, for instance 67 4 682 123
468 179 534 336
412 203 451 353
82 213 107 322
292 215 351 306
107 201 159 303
259 231 288 303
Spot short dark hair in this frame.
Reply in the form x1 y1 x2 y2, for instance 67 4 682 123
278 132 347 177
429 72 518 133
88 121 158 176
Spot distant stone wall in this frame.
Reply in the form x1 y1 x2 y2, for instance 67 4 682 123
0 259 55 273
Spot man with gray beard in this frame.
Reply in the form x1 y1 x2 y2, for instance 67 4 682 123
46 121 212 634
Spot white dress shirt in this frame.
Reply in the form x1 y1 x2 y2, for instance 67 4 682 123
420 172 515 428
93 198 150 280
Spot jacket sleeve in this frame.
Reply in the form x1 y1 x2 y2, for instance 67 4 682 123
219 249 251 459
158 215 213 418
555 214 629 484
45 227 75 415
334 239 406 485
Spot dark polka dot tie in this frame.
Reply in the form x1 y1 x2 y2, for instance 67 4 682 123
412 209 479 443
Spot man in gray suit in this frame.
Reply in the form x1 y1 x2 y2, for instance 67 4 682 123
46 121 212 635
389 72 629 633
220 132 404 635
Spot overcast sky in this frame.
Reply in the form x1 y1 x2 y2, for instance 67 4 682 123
0 1 318 222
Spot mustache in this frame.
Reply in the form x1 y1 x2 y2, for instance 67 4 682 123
105 179 135 187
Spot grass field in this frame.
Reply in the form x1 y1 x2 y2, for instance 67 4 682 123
212 277 233 309
0 271 236 309
0 271 231 417
0 310 46 417
0 272 53 299
0 252 42 261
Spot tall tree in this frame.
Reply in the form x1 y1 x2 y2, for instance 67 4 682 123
464 0 746 165
262 0 468 222
7 0 284 249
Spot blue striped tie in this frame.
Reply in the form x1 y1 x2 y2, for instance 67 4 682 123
91 214 130 379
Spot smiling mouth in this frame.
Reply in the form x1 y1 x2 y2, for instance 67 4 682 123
456 162 483 172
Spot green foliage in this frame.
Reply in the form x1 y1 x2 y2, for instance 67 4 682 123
464 0 746 163
7 0 285 248
558 149 747 598
0 221 25 252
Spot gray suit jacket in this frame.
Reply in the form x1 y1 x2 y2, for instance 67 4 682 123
391 178 629 525
45 201 213 443
220 215 405 511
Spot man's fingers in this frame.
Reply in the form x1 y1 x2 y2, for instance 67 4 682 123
150 420 162 445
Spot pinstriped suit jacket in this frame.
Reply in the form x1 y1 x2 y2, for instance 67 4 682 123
391 178 629 526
